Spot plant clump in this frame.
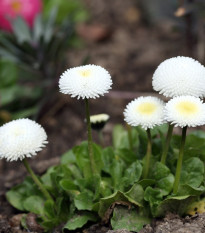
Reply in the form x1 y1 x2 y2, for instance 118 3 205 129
2 56 205 232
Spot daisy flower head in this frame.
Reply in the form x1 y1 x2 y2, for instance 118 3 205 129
90 113 110 130
0 119 48 161
164 96 205 128
59 64 112 99
124 96 165 130
152 56 205 98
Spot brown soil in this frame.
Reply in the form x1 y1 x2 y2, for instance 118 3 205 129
0 0 203 232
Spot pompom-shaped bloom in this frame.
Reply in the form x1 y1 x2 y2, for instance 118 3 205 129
164 96 205 128
0 119 48 161
90 113 110 130
152 56 205 98
59 65 112 99
124 96 165 130
0 0 42 31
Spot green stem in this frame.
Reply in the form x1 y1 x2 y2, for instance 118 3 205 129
23 158 54 201
126 124 133 151
173 126 187 195
98 130 104 147
143 128 152 179
85 98 97 174
161 124 174 164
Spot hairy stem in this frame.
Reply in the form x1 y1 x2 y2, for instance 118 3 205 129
143 128 152 179
173 126 187 194
126 124 133 151
161 124 174 164
23 158 54 201
85 98 97 174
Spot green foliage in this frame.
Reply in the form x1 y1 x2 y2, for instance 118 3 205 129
43 0 89 23
0 0 88 122
6 125 205 232
111 206 150 232
63 212 97 231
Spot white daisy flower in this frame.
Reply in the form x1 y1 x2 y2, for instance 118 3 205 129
0 119 48 161
124 96 165 130
164 96 205 128
152 56 205 98
90 113 110 130
59 64 112 99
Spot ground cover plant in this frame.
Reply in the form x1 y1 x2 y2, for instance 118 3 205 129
1 56 205 232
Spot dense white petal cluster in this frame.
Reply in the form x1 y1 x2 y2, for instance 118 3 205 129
152 56 205 98
0 119 48 161
90 114 110 124
59 64 112 99
164 96 205 128
124 96 165 130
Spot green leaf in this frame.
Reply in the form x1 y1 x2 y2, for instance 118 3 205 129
110 160 125 191
125 184 144 205
63 212 97 231
33 14 43 43
144 187 162 203
180 157 204 188
44 200 56 219
41 166 56 187
6 177 42 211
154 196 196 217
60 179 78 191
122 161 142 188
74 192 94 210
23 196 45 215
99 178 112 197
156 173 174 196
0 86 22 106
191 130 205 139
20 214 28 230
11 17 32 44
97 190 143 218
74 142 103 178
12 106 39 119
44 0 89 23
177 184 205 196
117 148 138 165
112 124 138 150
0 48 20 63
101 147 115 174
56 197 70 219
44 8 57 43
148 162 174 197
6 188 25 211
152 162 170 180
136 126 148 158
60 149 76 164
0 85 42 107
138 179 156 189
0 60 18 88
111 206 150 232
172 134 205 161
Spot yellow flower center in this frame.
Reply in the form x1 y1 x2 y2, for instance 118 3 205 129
79 69 91 77
176 101 199 116
11 0 22 12
137 102 157 115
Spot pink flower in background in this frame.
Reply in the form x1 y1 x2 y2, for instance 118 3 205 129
0 0 42 31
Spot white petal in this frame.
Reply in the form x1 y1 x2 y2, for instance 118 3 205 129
59 64 112 99
152 56 205 98
0 119 48 161
124 96 165 130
